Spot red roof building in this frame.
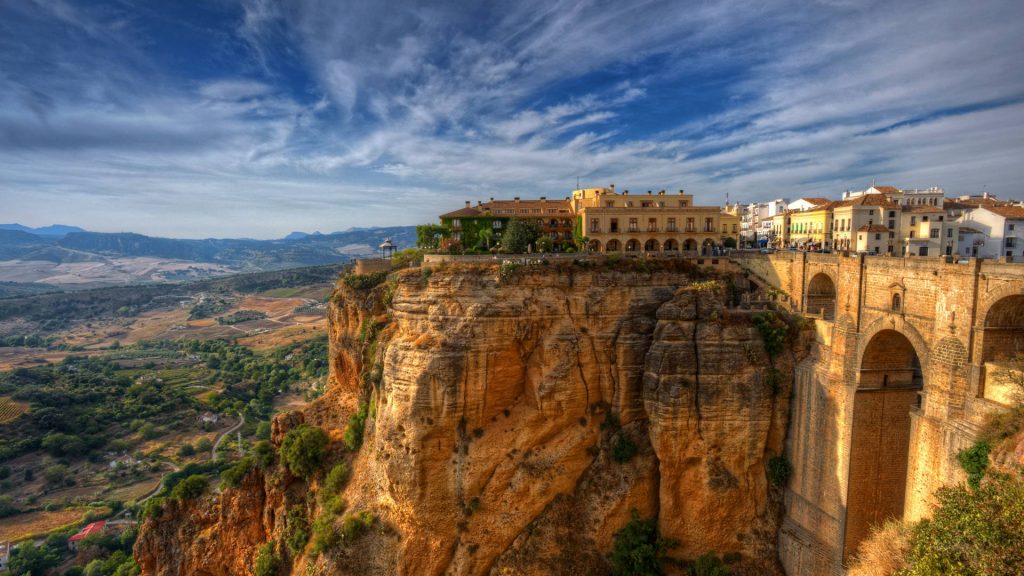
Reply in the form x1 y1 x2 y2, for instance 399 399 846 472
68 521 107 549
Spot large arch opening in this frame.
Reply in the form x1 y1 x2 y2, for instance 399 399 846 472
980 294 1024 404
845 330 923 561
625 239 640 253
588 239 602 253
644 239 660 252
605 239 621 252
683 238 698 251
663 239 679 252
806 273 837 320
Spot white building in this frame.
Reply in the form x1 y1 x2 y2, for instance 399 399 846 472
787 197 831 212
741 198 788 246
956 205 1024 259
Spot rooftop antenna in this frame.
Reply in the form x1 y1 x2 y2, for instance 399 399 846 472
576 176 580 190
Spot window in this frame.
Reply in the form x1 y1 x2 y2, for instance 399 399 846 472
732 224 737 233
658 202 665 208
605 201 615 208
889 232 895 239
686 218 695 232
892 293 901 312
922 216 929 222
647 218 657 232
704 218 714 232
930 228 939 239
641 201 653 208
1007 237 1018 248
1011 224 1016 231
667 218 677 232
869 210 874 216
452 220 462 230
889 219 895 229
610 218 619 233
875 233 881 240
625 201 634 208
679 200 688 207
452 232 460 241
889 211 896 218
911 216 916 225
910 230 915 238
628 218 638 232
946 228 952 238
590 218 600 233
493 220 502 229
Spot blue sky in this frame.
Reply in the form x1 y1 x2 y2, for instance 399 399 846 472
1 0 1023 238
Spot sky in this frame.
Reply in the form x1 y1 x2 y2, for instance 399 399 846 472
1 0 1023 239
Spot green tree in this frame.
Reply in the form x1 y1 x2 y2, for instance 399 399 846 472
903 473 1024 575
477 228 494 250
8 542 61 576
415 224 450 249
280 424 329 479
170 474 208 500
501 218 542 253
610 509 677 576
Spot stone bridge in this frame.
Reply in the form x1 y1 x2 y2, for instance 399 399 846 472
730 251 1024 575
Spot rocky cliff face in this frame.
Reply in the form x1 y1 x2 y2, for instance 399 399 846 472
136 262 805 575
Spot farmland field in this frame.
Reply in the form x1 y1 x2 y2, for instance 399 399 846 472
0 396 29 423
0 507 102 542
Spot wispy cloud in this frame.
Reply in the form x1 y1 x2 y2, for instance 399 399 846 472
0 0 1022 238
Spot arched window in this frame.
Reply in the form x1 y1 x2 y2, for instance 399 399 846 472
892 293 901 312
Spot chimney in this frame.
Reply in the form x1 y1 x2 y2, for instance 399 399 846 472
465 201 470 208
514 197 520 203
623 190 629 196
477 201 482 206
489 197 494 202
610 184 615 192
540 196 546 201
658 190 665 196
678 189 685 194
647 190 653 195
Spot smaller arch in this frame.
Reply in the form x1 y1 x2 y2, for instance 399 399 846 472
806 272 837 320
605 239 621 252
644 239 660 252
664 239 679 251
625 239 641 252
683 238 698 251
588 239 602 252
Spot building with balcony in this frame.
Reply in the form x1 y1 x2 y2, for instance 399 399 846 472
571 186 739 254
439 197 575 251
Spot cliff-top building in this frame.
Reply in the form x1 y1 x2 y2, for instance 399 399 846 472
571 186 740 253
439 197 575 251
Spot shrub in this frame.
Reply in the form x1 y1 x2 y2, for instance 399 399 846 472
767 455 792 488
253 440 275 469
610 509 678 576
343 403 370 451
752 312 788 359
169 475 208 500
322 463 350 497
284 506 309 557
342 271 389 290
253 542 280 576
612 433 638 463
339 510 375 541
280 424 329 479
177 443 195 457
691 552 732 576
311 515 339 555
903 473 1024 575
956 440 990 489
219 457 254 489
140 497 165 519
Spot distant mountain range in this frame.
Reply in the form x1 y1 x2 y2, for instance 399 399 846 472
0 224 417 286
0 223 87 237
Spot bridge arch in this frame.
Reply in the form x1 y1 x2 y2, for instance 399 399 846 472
805 272 837 320
978 293 1024 403
845 328 924 561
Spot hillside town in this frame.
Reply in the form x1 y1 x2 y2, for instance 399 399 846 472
435 184 1024 259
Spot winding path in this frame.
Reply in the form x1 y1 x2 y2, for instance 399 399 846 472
137 460 180 504
212 412 245 460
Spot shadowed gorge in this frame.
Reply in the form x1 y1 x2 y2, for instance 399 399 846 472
135 261 807 575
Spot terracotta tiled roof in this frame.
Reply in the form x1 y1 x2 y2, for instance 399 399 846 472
985 204 1024 219
70 521 107 542
833 194 900 209
871 186 900 194
439 206 483 218
799 197 831 206
943 199 971 210
857 225 890 232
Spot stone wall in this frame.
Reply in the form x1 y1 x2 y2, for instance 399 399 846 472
731 252 1024 575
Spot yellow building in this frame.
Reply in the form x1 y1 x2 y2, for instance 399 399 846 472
772 201 834 250
571 186 740 254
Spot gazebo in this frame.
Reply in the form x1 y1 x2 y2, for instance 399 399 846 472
379 238 397 260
